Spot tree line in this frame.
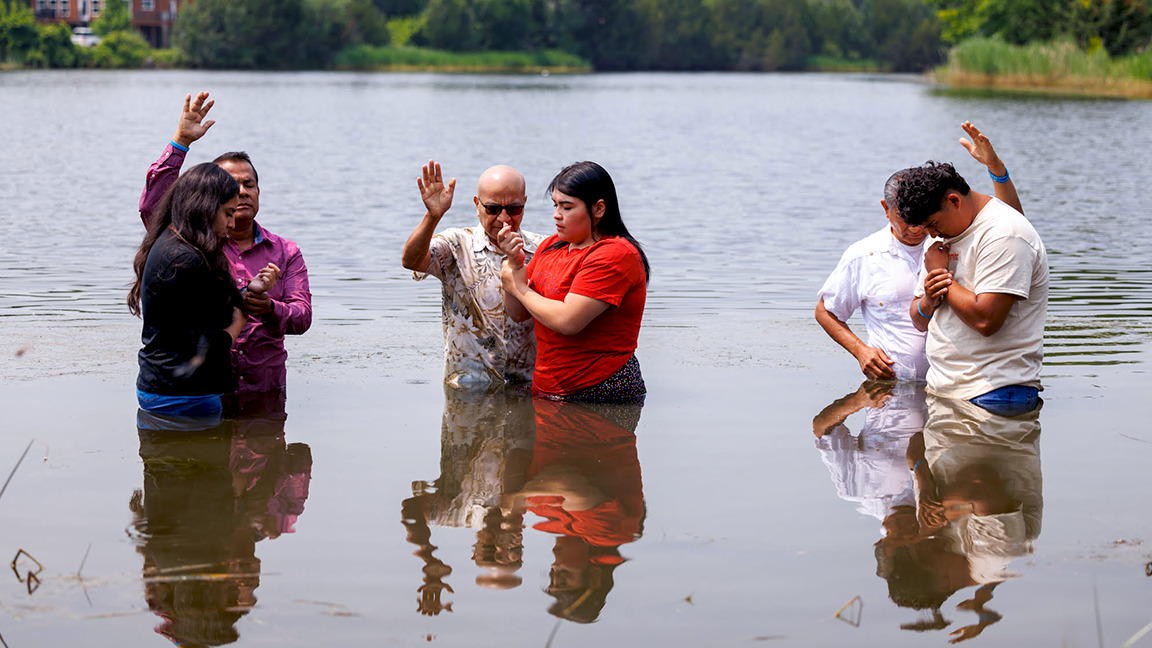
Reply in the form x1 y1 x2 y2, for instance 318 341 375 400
3 0 1151 72
174 0 946 71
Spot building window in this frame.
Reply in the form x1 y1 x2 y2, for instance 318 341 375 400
60 0 69 15
93 0 101 13
142 0 154 10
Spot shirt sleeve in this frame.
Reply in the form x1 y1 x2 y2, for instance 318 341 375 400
266 245 312 336
972 235 1035 299
818 252 862 322
568 240 644 306
415 233 454 282
139 143 187 227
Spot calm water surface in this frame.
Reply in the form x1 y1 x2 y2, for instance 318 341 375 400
0 71 1150 646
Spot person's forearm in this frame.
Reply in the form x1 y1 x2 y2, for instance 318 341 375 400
815 301 868 360
401 212 441 271
992 178 1023 216
938 282 1015 337
812 389 867 437
509 282 607 336
503 288 531 322
140 142 186 226
910 296 935 332
266 256 312 335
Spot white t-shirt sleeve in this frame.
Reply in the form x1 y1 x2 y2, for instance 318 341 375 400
973 235 1035 298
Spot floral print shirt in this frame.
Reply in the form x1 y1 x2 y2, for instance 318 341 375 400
415 226 544 388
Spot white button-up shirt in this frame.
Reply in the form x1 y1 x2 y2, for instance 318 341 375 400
416 226 545 388
819 225 929 381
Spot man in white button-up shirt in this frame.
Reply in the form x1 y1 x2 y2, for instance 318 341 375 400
816 123 1022 381
403 161 545 388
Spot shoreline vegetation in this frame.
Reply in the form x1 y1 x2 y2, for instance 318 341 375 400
331 45 591 73
3 0 1151 98
932 37 1152 100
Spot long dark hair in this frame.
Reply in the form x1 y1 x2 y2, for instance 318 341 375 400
128 163 239 316
546 161 650 283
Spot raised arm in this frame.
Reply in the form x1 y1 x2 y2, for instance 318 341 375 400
140 92 217 226
960 121 1023 215
402 160 456 273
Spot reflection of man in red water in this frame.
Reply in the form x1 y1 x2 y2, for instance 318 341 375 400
504 398 645 624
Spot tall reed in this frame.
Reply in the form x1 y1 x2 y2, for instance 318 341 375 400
934 37 1152 98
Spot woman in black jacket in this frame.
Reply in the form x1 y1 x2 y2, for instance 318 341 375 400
129 163 246 418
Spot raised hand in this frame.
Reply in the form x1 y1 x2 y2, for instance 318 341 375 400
174 92 216 148
959 121 1007 176
417 160 455 219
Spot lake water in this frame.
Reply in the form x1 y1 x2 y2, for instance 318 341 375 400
1 70 1150 646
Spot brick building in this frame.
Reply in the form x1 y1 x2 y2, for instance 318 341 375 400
30 0 187 48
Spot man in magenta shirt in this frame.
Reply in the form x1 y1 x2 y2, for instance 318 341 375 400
138 92 312 396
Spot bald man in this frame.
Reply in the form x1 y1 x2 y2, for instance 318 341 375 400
402 160 545 388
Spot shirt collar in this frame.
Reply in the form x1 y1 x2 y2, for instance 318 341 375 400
250 221 266 246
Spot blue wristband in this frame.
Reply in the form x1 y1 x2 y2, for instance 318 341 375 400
916 299 932 319
912 459 926 472
988 168 1009 183
169 140 190 152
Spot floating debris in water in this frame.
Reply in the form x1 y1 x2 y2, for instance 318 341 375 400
11 548 43 595
834 595 862 627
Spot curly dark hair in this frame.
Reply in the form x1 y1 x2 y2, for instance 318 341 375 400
893 161 971 227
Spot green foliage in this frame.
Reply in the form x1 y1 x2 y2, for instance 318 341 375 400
89 29 151 67
387 14 426 45
345 0 391 46
420 0 479 50
175 0 344 68
0 0 39 62
377 0 428 16
35 21 78 67
92 0 132 36
942 34 1152 82
929 0 1152 56
333 43 588 69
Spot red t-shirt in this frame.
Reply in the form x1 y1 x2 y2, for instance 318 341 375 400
524 398 644 549
525 235 646 396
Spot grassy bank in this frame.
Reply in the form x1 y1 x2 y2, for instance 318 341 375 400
806 55 885 73
333 45 591 73
933 37 1152 99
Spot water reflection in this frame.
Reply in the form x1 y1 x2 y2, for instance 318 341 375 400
129 396 312 646
401 386 537 614
812 381 926 523
401 389 645 623
878 394 1042 642
506 398 645 624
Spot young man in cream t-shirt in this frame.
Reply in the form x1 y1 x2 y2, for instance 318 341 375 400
895 161 1048 416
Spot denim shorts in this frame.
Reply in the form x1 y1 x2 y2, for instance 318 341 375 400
969 385 1041 417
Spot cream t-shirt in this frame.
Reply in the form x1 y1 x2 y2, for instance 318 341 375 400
915 199 1048 399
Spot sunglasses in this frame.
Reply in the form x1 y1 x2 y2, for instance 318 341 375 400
481 202 525 217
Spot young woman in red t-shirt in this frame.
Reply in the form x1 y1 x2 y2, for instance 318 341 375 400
497 162 650 403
